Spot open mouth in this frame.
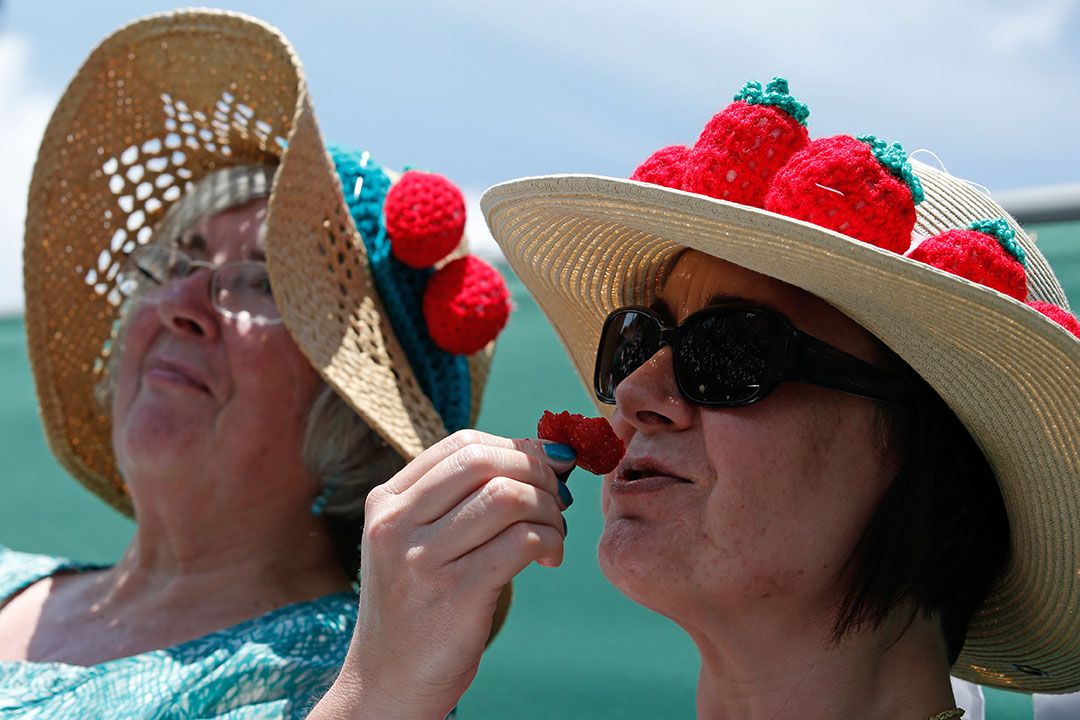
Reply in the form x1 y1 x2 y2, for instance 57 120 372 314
613 457 693 490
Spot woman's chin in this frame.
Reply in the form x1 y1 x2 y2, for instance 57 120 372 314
598 518 680 610
115 410 208 477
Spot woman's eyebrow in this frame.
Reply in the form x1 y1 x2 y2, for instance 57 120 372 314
706 292 751 306
648 297 672 315
706 292 782 313
177 233 208 254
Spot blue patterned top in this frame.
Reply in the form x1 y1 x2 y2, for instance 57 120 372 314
0 545 357 719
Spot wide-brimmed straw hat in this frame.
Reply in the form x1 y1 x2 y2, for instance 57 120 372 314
482 80 1080 690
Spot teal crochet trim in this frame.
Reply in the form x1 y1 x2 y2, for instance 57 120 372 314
734 77 810 126
856 135 925 205
329 146 471 434
969 218 1026 267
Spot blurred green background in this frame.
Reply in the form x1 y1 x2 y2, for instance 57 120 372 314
2 221 1078 717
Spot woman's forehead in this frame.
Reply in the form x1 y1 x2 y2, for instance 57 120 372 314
658 249 880 359
179 198 269 259
658 250 805 317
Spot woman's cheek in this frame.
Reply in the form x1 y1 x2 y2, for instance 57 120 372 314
112 308 158 409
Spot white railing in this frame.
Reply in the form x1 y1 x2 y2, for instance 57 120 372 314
997 184 1080 225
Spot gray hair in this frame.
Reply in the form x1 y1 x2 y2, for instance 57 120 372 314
97 164 402 575
302 386 407 577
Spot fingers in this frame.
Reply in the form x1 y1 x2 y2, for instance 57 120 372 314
402 442 563 525
379 430 522 495
431 475 566 561
380 429 575 497
451 520 567 588
360 429 575 574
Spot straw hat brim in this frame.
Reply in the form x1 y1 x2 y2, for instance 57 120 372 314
481 168 1080 691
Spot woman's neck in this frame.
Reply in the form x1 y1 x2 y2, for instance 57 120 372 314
690 608 956 720
103 477 352 618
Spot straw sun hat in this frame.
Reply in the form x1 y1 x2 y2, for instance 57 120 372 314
24 8 508 544
482 80 1080 691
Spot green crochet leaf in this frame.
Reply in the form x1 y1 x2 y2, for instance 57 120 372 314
969 218 1026 267
856 135 925 205
734 76 810 126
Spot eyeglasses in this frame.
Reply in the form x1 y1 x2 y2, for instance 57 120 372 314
594 304 913 407
119 243 282 325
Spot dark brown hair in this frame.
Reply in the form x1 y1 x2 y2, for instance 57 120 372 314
832 359 1011 664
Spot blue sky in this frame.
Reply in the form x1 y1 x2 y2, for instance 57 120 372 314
2 0 1079 312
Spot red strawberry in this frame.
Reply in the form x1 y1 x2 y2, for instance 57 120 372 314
764 134 924 254
537 410 626 475
385 170 466 268
907 219 1027 300
630 144 691 190
1027 301 1080 339
682 77 810 206
423 255 510 355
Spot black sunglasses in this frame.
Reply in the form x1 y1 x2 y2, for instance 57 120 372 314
594 304 913 407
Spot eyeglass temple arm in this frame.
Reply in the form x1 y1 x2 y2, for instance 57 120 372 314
788 332 914 404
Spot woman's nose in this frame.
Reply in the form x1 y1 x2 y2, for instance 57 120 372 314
154 268 220 339
611 346 696 433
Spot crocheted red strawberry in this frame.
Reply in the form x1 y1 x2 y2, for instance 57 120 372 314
681 77 810 206
907 219 1027 300
423 255 510 355
1027 301 1080 339
537 411 626 475
630 144 691 190
764 134 924 254
385 170 466 269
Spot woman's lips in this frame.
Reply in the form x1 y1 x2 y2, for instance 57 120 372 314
609 457 693 494
143 358 211 394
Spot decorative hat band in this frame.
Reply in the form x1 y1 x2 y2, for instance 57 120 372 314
631 77 1080 338
330 147 510 432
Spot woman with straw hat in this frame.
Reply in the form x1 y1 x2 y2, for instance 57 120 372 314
0 10 519 718
311 79 1080 719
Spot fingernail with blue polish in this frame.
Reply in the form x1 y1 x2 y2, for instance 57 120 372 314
557 480 574 510
556 467 575 484
543 443 576 463
562 516 569 537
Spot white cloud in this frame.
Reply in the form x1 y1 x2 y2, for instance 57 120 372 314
0 34 55 315
986 0 1079 54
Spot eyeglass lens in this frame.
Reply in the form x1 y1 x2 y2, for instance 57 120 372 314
596 308 776 405
120 244 279 323
596 310 661 400
677 311 771 404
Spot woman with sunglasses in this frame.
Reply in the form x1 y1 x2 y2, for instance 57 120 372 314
312 79 1080 719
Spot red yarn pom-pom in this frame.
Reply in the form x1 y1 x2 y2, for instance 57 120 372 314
683 102 809 207
907 228 1027 300
764 135 917 254
1027 301 1080 339
630 144 690 190
385 170 466 269
423 256 510 355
